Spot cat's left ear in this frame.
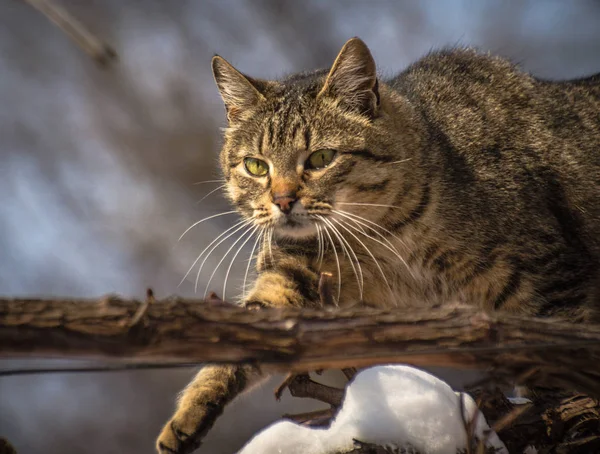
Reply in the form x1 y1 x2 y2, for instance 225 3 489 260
212 56 266 123
318 37 380 117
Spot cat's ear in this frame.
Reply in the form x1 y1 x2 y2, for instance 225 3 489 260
318 37 380 117
212 56 266 123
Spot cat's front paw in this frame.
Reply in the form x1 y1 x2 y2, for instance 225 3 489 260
156 401 222 454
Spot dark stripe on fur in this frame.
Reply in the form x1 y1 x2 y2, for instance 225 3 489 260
278 263 319 302
344 149 395 163
304 128 311 150
540 293 587 316
493 271 522 310
420 243 441 266
539 272 588 297
356 179 390 192
388 184 431 230
330 162 354 181
431 249 461 272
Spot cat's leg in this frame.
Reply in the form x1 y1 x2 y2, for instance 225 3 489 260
156 254 320 454
156 364 261 454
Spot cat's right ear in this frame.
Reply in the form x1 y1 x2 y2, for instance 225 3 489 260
212 56 265 123
317 37 380 118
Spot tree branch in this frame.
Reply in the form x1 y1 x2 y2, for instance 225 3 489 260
2 295 600 397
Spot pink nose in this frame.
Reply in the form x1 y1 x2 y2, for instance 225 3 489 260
272 193 297 214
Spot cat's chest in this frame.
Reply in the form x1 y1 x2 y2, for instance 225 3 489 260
315 227 473 308
326 250 454 309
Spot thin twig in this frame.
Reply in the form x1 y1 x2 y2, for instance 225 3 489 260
491 403 532 434
128 288 154 328
282 408 335 427
342 367 358 380
287 374 344 407
274 372 297 401
22 0 117 66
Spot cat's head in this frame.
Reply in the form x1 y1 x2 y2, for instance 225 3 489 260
212 38 415 240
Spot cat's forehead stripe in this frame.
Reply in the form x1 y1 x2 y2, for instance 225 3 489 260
265 96 310 151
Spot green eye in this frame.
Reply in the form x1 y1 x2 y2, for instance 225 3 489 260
244 157 269 176
306 149 336 170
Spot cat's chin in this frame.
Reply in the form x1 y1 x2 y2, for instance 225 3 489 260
274 220 317 240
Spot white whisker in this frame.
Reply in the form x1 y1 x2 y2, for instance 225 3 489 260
261 228 272 267
317 216 341 305
192 179 226 185
179 219 250 287
387 158 413 165
337 202 403 209
321 217 363 299
193 220 253 292
203 225 256 298
243 229 263 299
333 210 415 280
178 211 238 242
267 227 275 265
330 217 395 302
333 210 405 247
315 224 325 270
222 225 260 301
196 184 226 205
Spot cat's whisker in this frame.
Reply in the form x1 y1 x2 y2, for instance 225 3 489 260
179 219 250 287
203 225 257 298
193 220 254 293
317 216 341 304
336 215 416 282
320 217 364 299
387 158 413 165
337 202 403 210
332 210 416 279
330 218 395 302
333 209 410 250
315 223 325 270
243 228 263 299
222 225 260 301
196 184 227 205
267 227 275 265
178 211 238 242
192 179 226 185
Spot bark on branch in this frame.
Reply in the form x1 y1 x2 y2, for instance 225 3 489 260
2 295 600 397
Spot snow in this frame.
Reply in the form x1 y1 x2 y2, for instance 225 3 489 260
238 365 508 454
507 396 532 405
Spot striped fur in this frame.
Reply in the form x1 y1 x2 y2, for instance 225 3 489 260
157 38 600 453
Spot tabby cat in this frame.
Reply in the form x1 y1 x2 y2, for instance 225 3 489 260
157 38 600 453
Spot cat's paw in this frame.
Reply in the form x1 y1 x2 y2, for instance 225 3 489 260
156 401 222 454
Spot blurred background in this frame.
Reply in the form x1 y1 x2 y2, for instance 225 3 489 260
1 0 599 453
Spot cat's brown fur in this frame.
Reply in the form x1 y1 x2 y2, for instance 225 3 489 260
157 38 600 453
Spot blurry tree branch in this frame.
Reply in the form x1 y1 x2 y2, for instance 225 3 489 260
0 438 17 454
22 0 117 66
2 294 600 398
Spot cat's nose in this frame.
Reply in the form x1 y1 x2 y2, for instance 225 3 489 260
272 192 297 214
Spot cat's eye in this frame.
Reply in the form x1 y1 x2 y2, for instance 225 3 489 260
305 149 336 170
244 157 269 176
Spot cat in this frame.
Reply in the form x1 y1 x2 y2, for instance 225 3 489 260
157 37 600 453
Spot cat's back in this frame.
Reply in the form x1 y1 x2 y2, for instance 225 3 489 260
390 48 600 260
391 47 600 126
